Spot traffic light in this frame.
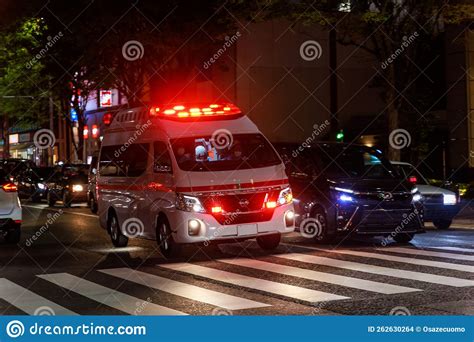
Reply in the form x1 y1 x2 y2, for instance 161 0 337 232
336 129 344 142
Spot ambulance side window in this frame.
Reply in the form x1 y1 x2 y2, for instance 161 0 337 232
124 143 149 177
153 142 172 174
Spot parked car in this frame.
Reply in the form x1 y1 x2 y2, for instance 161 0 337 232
0 159 35 181
0 168 22 243
391 161 460 229
46 164 89 207
274 142 424 243
87 152 99 213
15 167 55 202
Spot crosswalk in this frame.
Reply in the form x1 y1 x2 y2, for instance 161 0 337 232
1 245 474 315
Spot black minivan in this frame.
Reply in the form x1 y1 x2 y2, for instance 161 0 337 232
274 142 424 244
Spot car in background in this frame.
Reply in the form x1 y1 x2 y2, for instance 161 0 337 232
0 169 22 243
0 159 35 181
87 153 99 213
391 161 460 229
274 142 424 243
46 164 89 207
15 167 55 202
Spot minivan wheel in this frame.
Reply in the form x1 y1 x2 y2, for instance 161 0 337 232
5 226 21 244
108 214 128 247
393 232 415 243
307 209 336 244
256 233 281 250
47 192 56 207
157 218 180 257
433 219 452 230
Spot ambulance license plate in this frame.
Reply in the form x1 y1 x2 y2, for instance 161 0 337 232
237 224 258 236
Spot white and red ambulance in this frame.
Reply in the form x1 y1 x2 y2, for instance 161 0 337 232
97 102 295 256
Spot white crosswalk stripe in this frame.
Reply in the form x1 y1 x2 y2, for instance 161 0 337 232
377 247 474 262
431 246 474 253
0 278 77 315
276 253 474 287
160 262 349 303
37 273 186 315
99 268 269 310
316 248 474 273
219 258 420 294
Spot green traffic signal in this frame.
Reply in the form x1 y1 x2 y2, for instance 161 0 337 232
336 130 344 141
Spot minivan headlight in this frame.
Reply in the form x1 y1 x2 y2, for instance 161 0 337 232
176 193 205 213
412 193 422 202
443 194 457 205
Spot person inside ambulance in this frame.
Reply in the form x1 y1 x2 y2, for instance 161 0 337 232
195 145 208 162
175 145 192 164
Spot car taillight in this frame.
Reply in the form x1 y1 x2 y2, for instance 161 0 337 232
2 183 17 192
211 206 223 213
408 176 417 183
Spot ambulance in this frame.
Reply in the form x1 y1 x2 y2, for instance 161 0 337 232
97 102 295 256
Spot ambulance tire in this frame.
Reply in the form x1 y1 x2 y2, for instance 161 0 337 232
108 213 128 247
157 216 180 258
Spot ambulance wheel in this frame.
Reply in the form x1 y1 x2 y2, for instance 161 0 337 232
256 233 281 250
157 217 180 257
108 213 128 247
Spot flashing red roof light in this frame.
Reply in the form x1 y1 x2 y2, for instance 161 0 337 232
149 103 241 119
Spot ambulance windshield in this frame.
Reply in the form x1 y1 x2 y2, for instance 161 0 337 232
171 133 280 171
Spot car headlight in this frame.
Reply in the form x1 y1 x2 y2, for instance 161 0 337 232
277 187 293 205
333 187 354 202
72 184 84 192
176 193 205 213
37 183 46 190
412 193 422 202
411 187 418 194
443 194 457 205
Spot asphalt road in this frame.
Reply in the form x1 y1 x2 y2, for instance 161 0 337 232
1 201 474 316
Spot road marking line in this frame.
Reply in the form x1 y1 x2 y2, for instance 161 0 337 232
100 268 269 310
276 253 474 287
37 273 186 315
219 258 420 294
311 248 474 274
0 278 77 315
431 246 474 253
160 263 349 303
23 205 98 218
377 247 474 262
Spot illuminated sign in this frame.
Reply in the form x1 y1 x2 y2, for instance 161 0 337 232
100 90 112 107
9 134 19 144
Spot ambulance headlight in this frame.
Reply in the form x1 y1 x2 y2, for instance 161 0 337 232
277 187 293 205
176 193 205 213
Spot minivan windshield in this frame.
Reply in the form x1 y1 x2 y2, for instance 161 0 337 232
313 144 397 180
171 133 281 171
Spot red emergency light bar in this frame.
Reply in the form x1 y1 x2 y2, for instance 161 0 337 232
149 103 242 120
